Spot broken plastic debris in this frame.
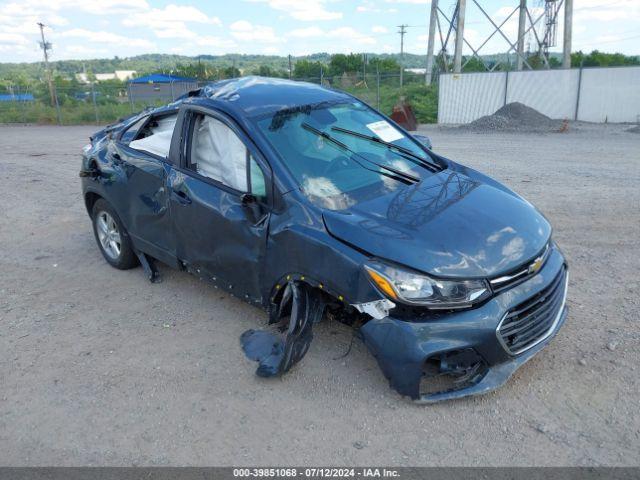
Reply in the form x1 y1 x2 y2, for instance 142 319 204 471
240 282 325 377
352 298 395 319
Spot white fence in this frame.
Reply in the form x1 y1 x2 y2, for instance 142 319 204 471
438 66 640 124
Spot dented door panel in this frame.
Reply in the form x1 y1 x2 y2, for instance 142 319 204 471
170 168 268 302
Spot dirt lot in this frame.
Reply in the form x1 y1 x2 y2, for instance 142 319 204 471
0 123 638 466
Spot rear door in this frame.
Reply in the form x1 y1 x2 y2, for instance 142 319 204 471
168 107 272 301
111 110 179 265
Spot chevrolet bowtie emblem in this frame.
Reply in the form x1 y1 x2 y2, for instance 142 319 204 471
528 255 545 275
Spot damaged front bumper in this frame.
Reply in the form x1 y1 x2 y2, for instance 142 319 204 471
360 246 568 403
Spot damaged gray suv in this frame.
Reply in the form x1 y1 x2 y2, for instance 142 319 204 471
80 77 568 402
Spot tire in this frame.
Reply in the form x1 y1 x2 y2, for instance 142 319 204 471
91 198 138 270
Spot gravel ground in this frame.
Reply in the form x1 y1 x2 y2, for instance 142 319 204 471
0 123 638 466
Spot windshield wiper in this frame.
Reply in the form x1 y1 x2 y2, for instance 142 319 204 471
301 123 420 185
330 126 440 172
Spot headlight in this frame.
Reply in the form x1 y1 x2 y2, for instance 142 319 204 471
364 260 490 309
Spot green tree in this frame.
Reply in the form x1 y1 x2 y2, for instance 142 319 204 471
252 65 287 78
328 53 364 75
461 56 487 72
293 59 324 79
572 50 640 67
368 57 401 73
221 66 240 79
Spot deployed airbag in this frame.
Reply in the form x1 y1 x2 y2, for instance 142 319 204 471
129 114 177 158
191 115 248 192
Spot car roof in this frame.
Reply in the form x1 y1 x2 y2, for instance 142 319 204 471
200 76 352 117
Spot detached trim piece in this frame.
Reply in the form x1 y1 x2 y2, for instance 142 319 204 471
352 299 396 320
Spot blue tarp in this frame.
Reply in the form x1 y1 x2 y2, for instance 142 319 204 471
129 74 196 84
0 93 35 102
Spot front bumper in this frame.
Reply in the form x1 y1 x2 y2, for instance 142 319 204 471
360 245 568 403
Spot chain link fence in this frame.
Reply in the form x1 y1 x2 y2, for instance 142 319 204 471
0 71 438 126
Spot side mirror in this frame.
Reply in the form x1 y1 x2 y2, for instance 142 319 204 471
240 193 264 224
413 134 433 150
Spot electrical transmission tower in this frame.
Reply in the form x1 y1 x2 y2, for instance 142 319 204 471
424 0 573 83
540 0 561 57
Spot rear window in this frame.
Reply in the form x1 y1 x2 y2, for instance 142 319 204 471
120 116 148 144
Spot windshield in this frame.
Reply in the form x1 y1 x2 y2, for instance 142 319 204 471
254 101 436 210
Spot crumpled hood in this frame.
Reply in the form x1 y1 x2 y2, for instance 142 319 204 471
322 170 551 278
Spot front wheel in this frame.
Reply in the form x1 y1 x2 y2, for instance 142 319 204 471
91 199 138 270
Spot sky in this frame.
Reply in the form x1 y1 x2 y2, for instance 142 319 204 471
0 0 639 63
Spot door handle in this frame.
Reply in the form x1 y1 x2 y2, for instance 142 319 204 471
171 188 192 205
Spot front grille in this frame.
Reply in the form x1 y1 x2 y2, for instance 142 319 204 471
497 266 567 355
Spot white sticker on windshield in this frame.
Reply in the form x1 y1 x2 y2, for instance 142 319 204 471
366 120 404 143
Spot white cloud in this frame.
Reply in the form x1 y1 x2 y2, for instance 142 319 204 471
288 27 325 38
286 26 376 45
194 36 237 49
385 0 430 4
0 4 68 37
59 28 154 48
122 5 221 39
372 25 388 33
4 0 149 16
246 0 342 21
356 2 400 13
575 0 640 22
328 27 376 45
0 32 30 46
230 21 282 43
64 45 110 56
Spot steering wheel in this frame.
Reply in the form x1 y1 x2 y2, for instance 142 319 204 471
322 155 352 176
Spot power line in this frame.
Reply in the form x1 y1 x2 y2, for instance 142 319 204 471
577 33 640 47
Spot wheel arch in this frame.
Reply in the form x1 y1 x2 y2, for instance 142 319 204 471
84 191 103 218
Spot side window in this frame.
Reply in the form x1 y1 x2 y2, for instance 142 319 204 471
128 112 178 158
189 113 266 198
250 156 266 199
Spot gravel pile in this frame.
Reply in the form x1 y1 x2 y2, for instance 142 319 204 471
462 102 562 133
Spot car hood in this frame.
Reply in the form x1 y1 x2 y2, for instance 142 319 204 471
322 170 551 278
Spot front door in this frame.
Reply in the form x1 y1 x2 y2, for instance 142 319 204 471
169 108 271 302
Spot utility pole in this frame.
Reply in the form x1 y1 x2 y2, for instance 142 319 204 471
37 22 56 107
425 0 438 84
562 0 573 68
398 24 407 87
452 0 466 73
362 53 367 82
516 0 527 70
